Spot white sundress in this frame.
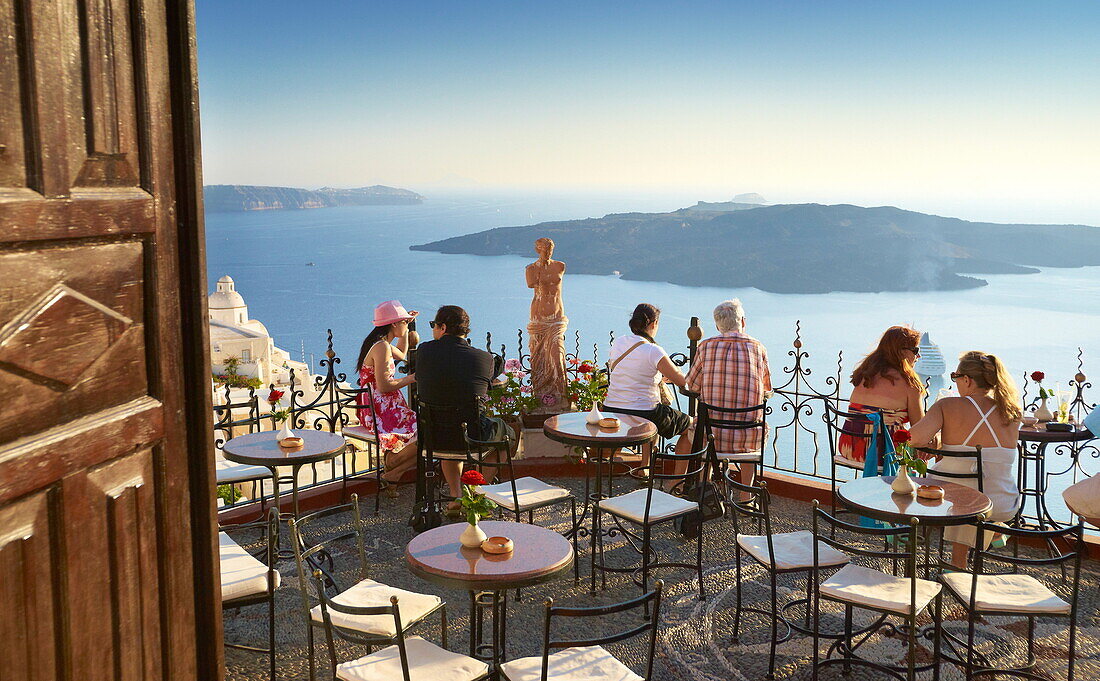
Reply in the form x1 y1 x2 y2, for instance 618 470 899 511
929 396 1021 548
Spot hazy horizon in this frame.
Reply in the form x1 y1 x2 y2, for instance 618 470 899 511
195 1 1100 226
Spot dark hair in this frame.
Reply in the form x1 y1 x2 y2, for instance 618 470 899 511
628 303 660 343
850 325 925 393
433 305 470 336
356 324 394 372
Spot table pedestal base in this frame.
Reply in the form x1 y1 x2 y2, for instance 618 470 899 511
469 590 508 674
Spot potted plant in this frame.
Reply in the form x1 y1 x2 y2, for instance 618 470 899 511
890 428 926 495
485 359 541 437
457 470 497 547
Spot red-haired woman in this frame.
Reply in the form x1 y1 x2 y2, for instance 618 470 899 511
838 326 926 463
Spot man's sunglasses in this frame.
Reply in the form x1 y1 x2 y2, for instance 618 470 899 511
429 320 439 329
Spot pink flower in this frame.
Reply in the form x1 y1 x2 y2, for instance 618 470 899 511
541 393 557 405
520 386 532 394
504 358 523 372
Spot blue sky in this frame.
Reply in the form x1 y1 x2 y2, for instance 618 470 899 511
195 1 1100 222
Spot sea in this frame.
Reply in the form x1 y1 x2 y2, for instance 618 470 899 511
205 191 1100 522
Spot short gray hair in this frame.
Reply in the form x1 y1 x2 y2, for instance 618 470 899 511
713 299 744 332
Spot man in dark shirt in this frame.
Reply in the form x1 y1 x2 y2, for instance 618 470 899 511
415 304 508 500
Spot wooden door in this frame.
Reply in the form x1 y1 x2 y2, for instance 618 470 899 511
0 1 219 680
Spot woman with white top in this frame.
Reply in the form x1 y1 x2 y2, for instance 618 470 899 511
602 303 693 468
911 351 1022 567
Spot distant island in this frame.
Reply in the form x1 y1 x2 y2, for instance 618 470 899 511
204 184 424 212
411 200 1100 294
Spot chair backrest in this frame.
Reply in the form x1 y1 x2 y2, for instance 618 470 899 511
812 502 918 576
821 399 885 465
967 520 1085 617
337 381 383 436
219 507 280 606
311 571 415 680
638 440 709 522
538 582 664 681
696 397 768 454
417 399 484 457
289 494 367 617
463 419 516 484
723 469 773 545
917 445 984 491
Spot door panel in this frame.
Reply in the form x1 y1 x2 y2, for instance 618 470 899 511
0 1 217 679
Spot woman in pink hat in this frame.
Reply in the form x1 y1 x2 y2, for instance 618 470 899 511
354 300 419 493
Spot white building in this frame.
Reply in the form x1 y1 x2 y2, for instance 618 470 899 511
209 275 308 387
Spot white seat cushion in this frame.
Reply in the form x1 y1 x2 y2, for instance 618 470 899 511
833 455 868 470
310 579 442 637
598 489 696 524
500 645 642 681
215 459 273 483
737 530 849 571
941 572 1070 614
219 532 279 602
819 564 941 615
481 477 571 511
342 425 377 443
716 450 762 463
337 635 488 681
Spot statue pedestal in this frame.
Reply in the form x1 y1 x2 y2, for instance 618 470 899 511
516 428 574 459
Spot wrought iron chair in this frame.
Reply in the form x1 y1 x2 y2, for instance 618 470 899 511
939 519 1084 681
811 503 943 681
697 397 769 494
594 441 708 599
412 400 499 531
499 582 664 681
822 400 887 517
312 571 488 681
338 381 387 514
220 508 280 681
725 474 849 679
462 421 580 581
290 494 447 681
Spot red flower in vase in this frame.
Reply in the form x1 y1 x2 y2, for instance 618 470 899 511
891 428 912 445
460 470 487 486
1030 371 1045 382
267 389 285 404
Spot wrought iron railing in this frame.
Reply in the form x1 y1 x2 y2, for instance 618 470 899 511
214 321 1096 527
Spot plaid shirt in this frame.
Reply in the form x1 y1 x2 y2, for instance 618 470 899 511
686 332 772 454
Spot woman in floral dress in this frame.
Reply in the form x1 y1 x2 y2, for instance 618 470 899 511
355 301 418 490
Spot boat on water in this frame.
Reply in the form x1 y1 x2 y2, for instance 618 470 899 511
306 262 316 266
914 331 948 399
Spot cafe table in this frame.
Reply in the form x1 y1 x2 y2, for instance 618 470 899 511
1016 423 1095 529
405 520 574 671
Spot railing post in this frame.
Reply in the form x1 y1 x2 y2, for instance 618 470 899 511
406 319 419 409
686 316 702 416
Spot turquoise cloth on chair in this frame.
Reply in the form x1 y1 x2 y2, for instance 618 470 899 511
859 412 898 528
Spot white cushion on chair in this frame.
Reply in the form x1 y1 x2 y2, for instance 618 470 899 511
481 477 571 511
342 425 377 443
310 579 442 637
833 455 867 470
500 645 642 681
598 489 696 524
941 572 1070 614
215 459 273 483
716 450 762 463
337 635 488 681
737 530 849 571
819 564 940 615
219 532 279 602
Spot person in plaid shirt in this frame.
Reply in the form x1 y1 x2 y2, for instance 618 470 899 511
686 299 772 488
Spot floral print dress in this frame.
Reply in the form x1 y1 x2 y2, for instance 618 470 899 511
356 357 416 453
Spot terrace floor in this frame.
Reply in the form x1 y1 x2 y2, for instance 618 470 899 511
223 477 1100 680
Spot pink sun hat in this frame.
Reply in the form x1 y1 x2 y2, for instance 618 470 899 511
372 300 418 327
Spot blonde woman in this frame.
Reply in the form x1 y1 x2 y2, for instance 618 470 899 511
911 351 1022 567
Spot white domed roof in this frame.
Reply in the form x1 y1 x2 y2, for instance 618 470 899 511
218 274 234 284
209 290 246 309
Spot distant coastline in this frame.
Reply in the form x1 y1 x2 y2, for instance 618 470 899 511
204 184 424 212
411 201 1100 295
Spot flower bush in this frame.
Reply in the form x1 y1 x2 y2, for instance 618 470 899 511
485 359 540 419
891 428 927 475
458 469 497 525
